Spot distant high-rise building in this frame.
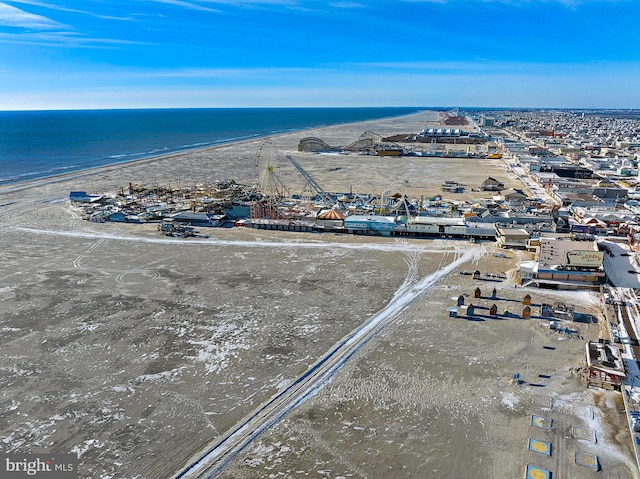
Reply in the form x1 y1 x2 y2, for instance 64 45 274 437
481 116 495 127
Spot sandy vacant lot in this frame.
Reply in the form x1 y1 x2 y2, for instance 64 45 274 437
0 111 637 478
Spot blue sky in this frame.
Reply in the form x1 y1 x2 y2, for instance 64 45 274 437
0 0 639 110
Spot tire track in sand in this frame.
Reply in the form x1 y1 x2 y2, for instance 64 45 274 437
173 246 482 479
72 239 104 269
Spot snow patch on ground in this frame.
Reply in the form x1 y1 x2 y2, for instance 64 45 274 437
553 391 636 466
191 338 251 374
71 439 105 458
500 391 520 410
0 285 16 299
136 367 185 382
77 321 102 332
276 378 292 391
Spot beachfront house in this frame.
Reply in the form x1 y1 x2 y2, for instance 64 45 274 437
481 177 504 191
501 188 529 204
495 227 530 249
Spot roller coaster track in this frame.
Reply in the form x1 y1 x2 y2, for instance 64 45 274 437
285 155 334 206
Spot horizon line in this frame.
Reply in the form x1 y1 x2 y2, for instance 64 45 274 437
2 106 640 113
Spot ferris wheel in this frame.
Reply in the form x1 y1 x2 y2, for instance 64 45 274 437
255 139 289 198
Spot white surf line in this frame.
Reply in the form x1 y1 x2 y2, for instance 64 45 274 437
174 246 478 479
13 226 468 254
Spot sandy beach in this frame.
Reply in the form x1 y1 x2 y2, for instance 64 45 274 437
1 111 638 478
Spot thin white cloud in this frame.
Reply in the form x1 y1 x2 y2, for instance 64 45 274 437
5 59 635 82
141 0 616 14
129 63 505 79
150 0 345 11
338 59 633 76
0 30 150 47
195 0 374 10
0 2 65 28
2 59 639 109
140 66 316 78
349 60 497 71
402 0 627 5
3 73 638 110
0 1 147 47
200 0 297 4
0 65 316 81
148 0 222 12
328 2 366 8
8 0 137 21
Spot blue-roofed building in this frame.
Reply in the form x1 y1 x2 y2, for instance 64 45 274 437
343 215 396 235
69 191 103 203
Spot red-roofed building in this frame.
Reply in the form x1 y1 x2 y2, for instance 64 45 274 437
316 209 345 229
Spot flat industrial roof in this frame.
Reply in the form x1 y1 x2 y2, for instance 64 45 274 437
408 216 466 226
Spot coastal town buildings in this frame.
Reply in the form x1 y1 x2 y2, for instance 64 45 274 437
67 110 640 293
518 234 606 289
70 110 640 289
61 108 640 475
585 340 626 390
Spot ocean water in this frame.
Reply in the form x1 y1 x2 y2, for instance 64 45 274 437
0 107 420 186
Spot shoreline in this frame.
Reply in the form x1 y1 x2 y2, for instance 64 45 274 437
0 134 268 196
0 108 426 195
